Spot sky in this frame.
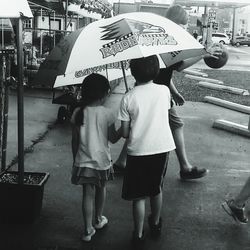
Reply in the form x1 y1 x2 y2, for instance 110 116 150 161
110 0 250 5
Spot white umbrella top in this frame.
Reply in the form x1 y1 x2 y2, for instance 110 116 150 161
36 11 205 88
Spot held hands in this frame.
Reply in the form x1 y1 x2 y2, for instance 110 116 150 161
172 92 185 106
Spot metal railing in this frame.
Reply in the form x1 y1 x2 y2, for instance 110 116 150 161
23 28 70 88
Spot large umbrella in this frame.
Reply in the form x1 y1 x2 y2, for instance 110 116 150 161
35 11 206 89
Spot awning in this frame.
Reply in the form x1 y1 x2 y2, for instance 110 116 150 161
28 1 56 15
173 0 250 8
67 3 102 20
0 0 33 18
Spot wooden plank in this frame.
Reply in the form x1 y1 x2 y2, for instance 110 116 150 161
204 96 250 114
185 74 224 84
213 119 250 138
197 81 249 96
183 69 208 77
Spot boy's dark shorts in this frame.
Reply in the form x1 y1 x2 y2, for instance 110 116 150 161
122 152 169 201
169 107 184 131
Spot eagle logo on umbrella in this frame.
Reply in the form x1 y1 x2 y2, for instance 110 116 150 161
99 18 177 59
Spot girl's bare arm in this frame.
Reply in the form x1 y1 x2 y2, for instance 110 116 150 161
108 123 122 143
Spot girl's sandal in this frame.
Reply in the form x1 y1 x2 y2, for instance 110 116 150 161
81 228 96 242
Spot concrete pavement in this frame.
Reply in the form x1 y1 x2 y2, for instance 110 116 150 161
1 77 250 250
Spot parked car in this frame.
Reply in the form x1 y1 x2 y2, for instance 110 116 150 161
198 33 230 45
231 36 250 47
211 33 230 44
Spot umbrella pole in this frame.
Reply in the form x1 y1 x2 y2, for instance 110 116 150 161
121 61 128 93
17 18 24 184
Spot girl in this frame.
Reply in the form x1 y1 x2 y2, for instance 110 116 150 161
71 73 121 242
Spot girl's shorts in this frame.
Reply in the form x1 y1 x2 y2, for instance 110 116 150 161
122 152 169 201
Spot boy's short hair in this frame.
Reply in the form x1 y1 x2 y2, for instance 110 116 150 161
130 55 160 82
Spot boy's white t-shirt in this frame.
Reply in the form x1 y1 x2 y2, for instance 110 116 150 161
71 106 115 170
118 82 175 156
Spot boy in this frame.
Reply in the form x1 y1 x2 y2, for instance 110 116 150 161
118 55 175 250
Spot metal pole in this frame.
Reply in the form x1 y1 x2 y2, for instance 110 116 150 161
117 0 121 14
40 8 43 56
1 19 4 49
40 30 43 57
1 54 9 171
1 54 6 171
207 21 213 48
0 54 4 170
54 11 56 47
16 18 24 184
202 6 208 47
40 8 43 27
49 13 52 51
232 7 236 41
65 0 68 31
121 61 128 93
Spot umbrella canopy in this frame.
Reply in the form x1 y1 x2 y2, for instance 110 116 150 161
0 0 33 18
35 11 205 88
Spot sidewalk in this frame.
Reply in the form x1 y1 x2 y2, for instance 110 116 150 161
1 77 250 250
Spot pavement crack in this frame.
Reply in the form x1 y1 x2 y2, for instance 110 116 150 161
6 122 57 170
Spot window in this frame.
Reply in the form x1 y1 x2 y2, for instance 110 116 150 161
240 19 246 25
24 19 32 29
50 19 61 30
212 34 225 38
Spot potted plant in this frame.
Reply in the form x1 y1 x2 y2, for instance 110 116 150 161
0 171 49 223
0 2 50 224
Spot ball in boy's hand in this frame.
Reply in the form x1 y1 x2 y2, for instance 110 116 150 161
204 43 228 69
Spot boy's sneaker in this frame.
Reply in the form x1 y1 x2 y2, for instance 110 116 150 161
94 215 108 229
81 227 96 242
180 167 208 180
148 215 162 239
131 232 145 250
222 199 248 224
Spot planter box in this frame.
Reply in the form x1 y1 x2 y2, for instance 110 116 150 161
0 171 49 224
